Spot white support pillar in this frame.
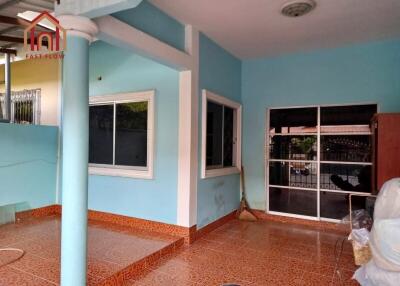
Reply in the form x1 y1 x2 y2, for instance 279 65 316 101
4 53 11 122
177 25 199 227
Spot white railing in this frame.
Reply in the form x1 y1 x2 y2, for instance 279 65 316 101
0 89 41 125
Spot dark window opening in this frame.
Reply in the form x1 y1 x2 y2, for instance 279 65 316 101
206 101 236 169
89 101 148 168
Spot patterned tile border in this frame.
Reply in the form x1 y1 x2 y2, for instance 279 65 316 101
251 209 350 234
16 205 238 244
96 238 184 286
15 205 59 220
195 210 237 240
86 209 197 244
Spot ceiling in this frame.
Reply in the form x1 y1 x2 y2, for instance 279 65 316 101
0 0 54 53
150 0 400 59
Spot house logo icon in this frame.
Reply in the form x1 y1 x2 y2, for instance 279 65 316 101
24 11 66 57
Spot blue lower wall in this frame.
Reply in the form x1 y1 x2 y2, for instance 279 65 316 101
0 123 58 211
242 39 400 210
88 41 180 224
197 34 242 228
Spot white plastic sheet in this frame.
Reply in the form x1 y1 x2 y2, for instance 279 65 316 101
370 178 400 271
354 260 400 286
350 228 370 247
373 179 400 220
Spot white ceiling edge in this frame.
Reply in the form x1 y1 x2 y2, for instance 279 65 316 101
150 0 400 60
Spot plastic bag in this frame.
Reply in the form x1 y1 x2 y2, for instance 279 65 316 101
342 209 373 230
349 228 370 247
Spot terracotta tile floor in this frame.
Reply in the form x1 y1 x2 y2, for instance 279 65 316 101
0 216 359 286
0 216 180 285
128 219 359 286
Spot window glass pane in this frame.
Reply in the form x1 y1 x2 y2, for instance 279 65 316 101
320 105 376 133
89 105 114 164
206 101 223 168
269 162 317 189
269 135 317 160
115 102 148 167
223 106 234 167
269 107 317 134
269 187 317 216
321 135 371 162
320 164 371 193
320 192 367 219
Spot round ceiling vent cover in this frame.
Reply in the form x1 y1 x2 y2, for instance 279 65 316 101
281 0 316 17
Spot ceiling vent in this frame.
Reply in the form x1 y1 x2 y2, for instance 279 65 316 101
281 0 316 17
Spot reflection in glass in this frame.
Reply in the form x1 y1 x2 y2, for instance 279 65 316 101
269 162 317 189
223 106 234 167
320 105 377 126
269 135 317 160
115 102 148 167
320 164 371 193
206 101 223 168
89 105 114 165
269 107 317 134
321 135 371 162
320 191 366 219
269 187 317 217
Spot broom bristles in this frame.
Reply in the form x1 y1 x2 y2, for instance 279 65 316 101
237 166 258 221
238 209 257 221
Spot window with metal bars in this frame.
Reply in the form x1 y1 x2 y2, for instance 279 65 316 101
0 89 41 125
267 104 377 220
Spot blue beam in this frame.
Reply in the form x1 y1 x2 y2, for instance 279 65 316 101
55 0 143 18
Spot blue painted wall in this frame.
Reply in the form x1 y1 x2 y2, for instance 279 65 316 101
88 41 180 224
113 0 185 51
197 34 242 228
242 39 400 210
0 123 58 211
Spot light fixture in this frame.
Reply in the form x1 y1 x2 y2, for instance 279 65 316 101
281 0 316 17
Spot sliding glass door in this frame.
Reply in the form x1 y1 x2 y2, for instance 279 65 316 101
266 104 377 220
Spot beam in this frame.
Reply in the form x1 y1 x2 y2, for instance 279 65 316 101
55 0 143 19
22 0 54 10
95 16 193 71
0 26 20 35
0 35 48 46
0 15 51 31
0 15 30 26
0 0 22 11
0 35 23 43
18 0 53 12
0 48 17 55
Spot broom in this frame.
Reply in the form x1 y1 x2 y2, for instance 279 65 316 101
237 166 257 221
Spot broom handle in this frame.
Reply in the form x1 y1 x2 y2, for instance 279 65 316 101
240 166 247 203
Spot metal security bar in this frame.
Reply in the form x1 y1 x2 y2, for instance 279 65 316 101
0 89 41 125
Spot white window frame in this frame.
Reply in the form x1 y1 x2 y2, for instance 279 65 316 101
89 90 155 179
201 89 242 179
265 102 378 222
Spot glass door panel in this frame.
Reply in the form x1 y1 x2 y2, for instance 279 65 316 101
269 187 317 217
